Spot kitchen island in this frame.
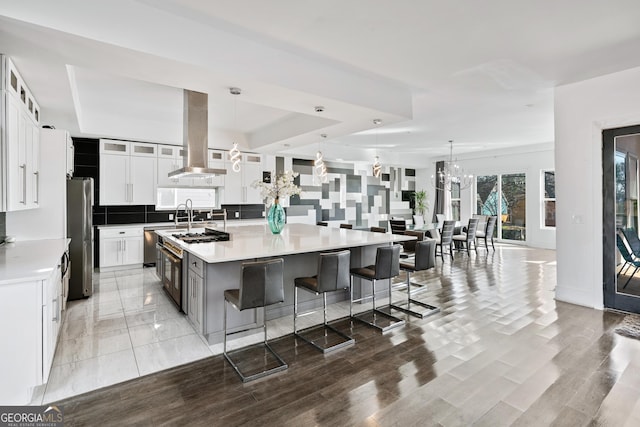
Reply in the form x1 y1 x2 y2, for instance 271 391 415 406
156 223 413 344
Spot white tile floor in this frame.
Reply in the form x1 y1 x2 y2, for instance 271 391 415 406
34 265 374 404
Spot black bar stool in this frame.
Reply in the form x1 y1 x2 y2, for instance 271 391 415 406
340 223 353 229
293 250 354 353
401 230 424 259
317 221 328 226
370 226 386 233
392 240 439 319
350 245 405 332
223 258 287 382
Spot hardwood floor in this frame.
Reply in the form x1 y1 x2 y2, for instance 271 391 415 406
54 245 640 426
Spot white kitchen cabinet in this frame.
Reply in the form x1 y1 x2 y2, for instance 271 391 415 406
42 263 62 382
206 149 226 187
2 56 40 212
223 152 263 204
99 140 156 205
0 265 62 404
99 227 144 268
156 144 200 187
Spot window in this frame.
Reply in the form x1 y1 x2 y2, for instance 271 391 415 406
543 171 555 227
156 187 217 210
451 182 460 221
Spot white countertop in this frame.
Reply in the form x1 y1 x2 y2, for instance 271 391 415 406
156 223 413 264
0 239 71 285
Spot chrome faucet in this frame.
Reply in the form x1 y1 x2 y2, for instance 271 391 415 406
174 198 194 232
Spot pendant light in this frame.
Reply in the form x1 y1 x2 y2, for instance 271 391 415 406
372 119 382 178
229 87 242 172
315 133 328 184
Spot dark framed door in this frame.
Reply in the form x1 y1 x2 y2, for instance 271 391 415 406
603 125 640 313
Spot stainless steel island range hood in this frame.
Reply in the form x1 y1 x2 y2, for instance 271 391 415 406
168 89 227 179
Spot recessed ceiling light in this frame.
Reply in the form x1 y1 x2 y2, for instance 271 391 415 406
283 143 290 147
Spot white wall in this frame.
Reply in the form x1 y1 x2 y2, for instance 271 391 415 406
555 65 640 309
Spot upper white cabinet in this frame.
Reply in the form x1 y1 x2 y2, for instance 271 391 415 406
206 149 225 187
156 144 197 188
2 56 40 211
224 153 263 204
99 139 156 205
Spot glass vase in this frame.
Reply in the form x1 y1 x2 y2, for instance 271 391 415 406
267 198 286 234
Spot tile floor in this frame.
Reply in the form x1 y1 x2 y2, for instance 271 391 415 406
32 267 215 404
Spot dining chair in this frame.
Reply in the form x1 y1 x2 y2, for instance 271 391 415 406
452 218 479 255
390 219 407 235
435 220 455 261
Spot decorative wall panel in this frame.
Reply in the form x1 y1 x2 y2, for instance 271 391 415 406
290 159 414 228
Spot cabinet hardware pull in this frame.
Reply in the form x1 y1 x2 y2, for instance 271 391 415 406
52 297 59 322
34 171 39 204
20 164 26 204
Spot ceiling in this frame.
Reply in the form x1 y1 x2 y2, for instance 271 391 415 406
1 0 640 164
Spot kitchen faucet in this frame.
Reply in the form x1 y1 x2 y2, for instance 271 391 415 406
174 198 194 231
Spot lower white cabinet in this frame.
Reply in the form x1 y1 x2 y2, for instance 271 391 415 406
42 262 63 382
0 264 63 404
99 227 144 268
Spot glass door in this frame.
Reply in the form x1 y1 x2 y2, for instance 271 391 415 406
603 125 640 313
476 174 526 242
501 174 526 242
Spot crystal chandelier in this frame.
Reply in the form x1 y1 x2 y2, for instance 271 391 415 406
433 140 473 191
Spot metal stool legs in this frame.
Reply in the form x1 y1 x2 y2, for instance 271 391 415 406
293 287 354 353
223 299 287 382
350 275 405 332
390 268 439 319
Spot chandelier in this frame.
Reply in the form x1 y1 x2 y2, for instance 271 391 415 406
433 140 473 191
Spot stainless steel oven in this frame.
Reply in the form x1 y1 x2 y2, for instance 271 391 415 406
158 238 183 311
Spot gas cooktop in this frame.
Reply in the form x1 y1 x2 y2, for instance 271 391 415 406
171 228 230 244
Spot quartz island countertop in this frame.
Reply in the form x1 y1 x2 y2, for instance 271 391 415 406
0 238 71 285
156 223 413 264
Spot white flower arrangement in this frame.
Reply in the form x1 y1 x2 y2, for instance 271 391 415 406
251 170 302 204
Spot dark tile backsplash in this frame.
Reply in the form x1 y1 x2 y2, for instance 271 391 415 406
221 204 265 220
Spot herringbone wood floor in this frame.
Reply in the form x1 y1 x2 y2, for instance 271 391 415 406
56 245 640 426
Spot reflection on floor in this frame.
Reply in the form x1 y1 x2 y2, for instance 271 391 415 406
43 245 640 426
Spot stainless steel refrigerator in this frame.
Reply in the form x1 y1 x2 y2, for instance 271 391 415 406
67 177 93 300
